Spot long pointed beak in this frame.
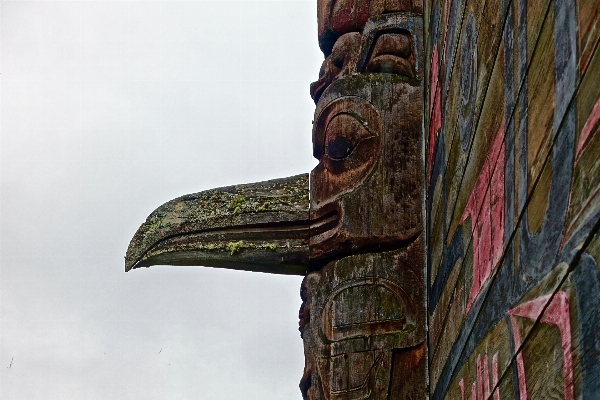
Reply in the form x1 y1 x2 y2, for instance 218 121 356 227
125 174 309 275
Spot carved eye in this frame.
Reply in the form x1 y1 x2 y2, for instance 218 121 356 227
312 96 381 183
326 135 354 159
324 113 373 160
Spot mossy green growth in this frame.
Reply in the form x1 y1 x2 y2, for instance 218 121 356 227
229 195 247 213
226 241 244 255
264 243 277 251
206 243 216 251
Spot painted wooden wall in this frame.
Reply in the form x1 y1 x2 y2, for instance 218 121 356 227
423 0 600 398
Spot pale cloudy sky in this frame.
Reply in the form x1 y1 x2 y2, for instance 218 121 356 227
1 1 321 398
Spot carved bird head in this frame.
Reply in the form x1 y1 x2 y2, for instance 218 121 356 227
124 12 426 400
125 13 423 276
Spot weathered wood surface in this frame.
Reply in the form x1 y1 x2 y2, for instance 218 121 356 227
425 0 600 398
302 11 427 399
316 0 423 56
300 244 425 399
126 8 428 399
125 174 309 275
124 0 600 397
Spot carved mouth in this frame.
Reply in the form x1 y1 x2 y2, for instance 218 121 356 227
310 210 340 238
299 369 312 400
310 79 327 103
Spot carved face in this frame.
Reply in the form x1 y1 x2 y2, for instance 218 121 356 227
300 244 425 400
309 14 424 267
317 0 423 55
301 13 426 400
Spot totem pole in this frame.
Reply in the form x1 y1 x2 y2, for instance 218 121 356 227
126 2 426 398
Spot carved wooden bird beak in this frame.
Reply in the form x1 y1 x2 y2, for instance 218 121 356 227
125 174 311 275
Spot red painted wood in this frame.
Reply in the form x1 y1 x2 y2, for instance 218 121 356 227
508 291 574 400
576 96 600 163
460 119 505 313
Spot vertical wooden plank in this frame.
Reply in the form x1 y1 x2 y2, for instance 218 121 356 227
565 41 600 244
429 273 466 390
425 0 600 398
445 0 537 243
445 318 512 400
429 252 467 389
576 0 600 75
429 257 463 352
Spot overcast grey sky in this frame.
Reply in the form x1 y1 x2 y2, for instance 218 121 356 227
1 1 321 398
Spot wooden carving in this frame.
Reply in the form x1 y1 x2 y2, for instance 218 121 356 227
125 6 426 400
302 11 425 400
124 0 600 397
125 174 310 275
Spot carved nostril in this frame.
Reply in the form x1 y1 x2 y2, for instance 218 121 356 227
332 54 344 70
310 32 361 103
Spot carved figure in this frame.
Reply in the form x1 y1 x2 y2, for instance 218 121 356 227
126 9 425 400
302 13 425 399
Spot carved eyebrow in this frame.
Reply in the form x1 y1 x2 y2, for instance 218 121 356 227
355 13 423 76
